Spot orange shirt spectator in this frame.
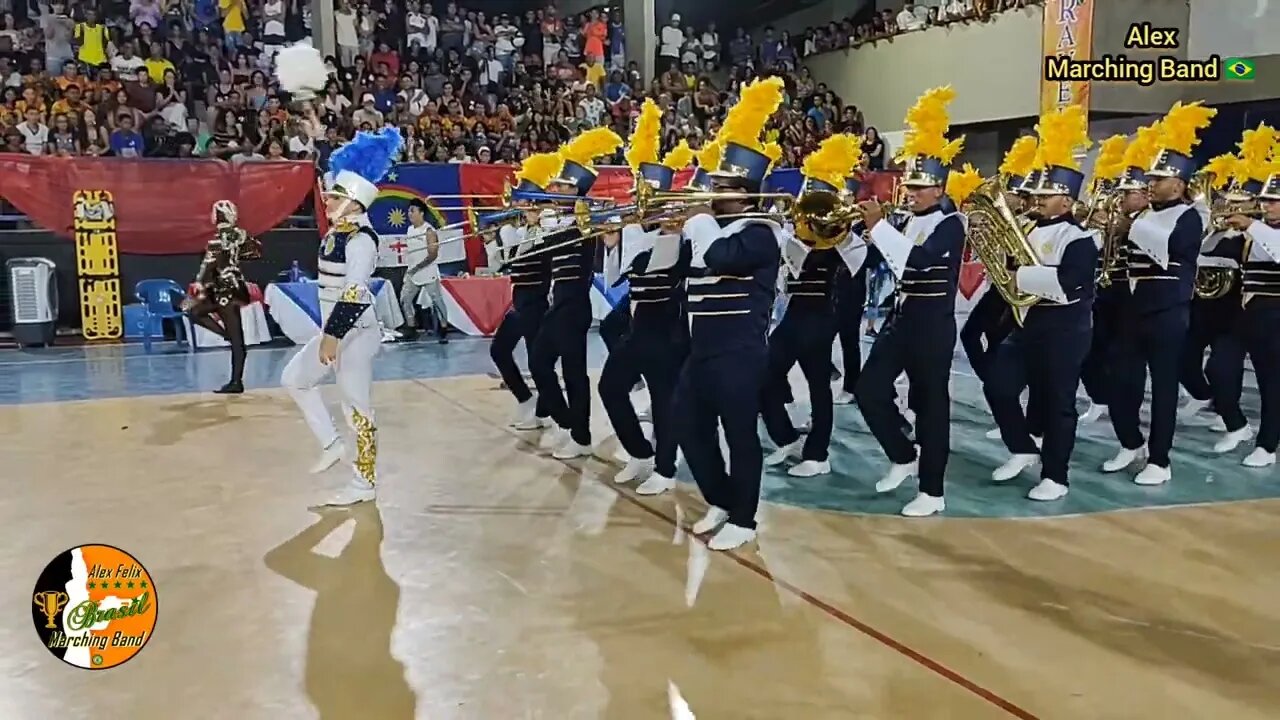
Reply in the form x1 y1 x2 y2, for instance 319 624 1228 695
583 18 607 62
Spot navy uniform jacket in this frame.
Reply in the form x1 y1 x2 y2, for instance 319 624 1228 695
543 225 592 311
1236 220 1280 313
499 224 553 312
785 248 845 314
629 239 691 334
683 214 782 358
1013 214 1099 333
1123 199 1204 314
866 204 966 318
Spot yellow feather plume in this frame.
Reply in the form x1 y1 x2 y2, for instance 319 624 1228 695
662 140 694 170
897 86 964 164
1092 135 1128 182
1035 104 1091 171
946 164 983 205
514 152 563 189
1235 123 1276 183
1203 153 1240 190
1155 101 1216 156
801 134 862 189
998 136 1038 179
720 76 786 153
560 127 624 167
762 141 783 170
696 139 723 172
624 99 662 172
1122 123 1162 170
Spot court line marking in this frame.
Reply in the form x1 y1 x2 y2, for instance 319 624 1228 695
409 377 1041 720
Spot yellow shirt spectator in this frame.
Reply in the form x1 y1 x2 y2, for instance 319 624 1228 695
581 62 606 88
74 21 109 67
145 57 175 85
221 0 247 33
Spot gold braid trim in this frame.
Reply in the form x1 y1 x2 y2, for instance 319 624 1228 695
350 408 378 485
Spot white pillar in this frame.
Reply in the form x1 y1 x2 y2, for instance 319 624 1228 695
624 0 656 85
311 0 336 58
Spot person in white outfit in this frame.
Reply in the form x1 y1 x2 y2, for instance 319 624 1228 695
282 128 403 506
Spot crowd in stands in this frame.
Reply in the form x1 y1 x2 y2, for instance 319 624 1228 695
0 0 1034 172
795 0 1041 57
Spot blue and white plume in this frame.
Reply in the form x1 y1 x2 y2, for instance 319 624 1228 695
325 128 404 210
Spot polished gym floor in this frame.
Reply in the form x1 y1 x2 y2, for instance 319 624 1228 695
0 333 1277 720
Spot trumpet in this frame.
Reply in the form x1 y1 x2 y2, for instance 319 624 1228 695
791 190 890 250
1210 191 1263 232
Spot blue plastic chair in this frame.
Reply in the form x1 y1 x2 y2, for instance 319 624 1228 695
134 279 194 353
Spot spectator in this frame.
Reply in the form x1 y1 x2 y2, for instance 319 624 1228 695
73 8 108 68
109 113 145 157
658 13 682 73
17 107 49 155
898 4 926 32
582 9 606 66
608 9 625 70
862 127 886 170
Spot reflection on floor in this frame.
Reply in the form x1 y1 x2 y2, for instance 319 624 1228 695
0 336 1276 719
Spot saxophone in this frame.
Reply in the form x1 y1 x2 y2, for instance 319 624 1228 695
963 175 1041 324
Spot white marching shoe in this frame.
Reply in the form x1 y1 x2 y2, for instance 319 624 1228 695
708 523 756 551
832 389 855 405
900 492 945 517
1210 417 1228 432
992 454 1039 482
514 415 551 431
691 506 728 534
1242 448 1276 468
1178 397 1212 420
613 456 655 484
538 426 568 450
875 460 918 493
1213 425 1254 454
309 440 345 474
552 439 592 460
764 438 805 467
510 395 538 426
1134 463 1171 486
1027 478 1069 501
635 471 676 496
1079 402 1105 424
1101 447 1144 473
985 427 1001 440
787 459 831 477
318 477 376 507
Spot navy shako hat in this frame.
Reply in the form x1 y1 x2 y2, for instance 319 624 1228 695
1261 174 1280 201
1005 174 1026 192
552 159 598 196
686 167 712 191
902 156 950 188
513 178 545 194
1147 149 1197 182
1033 165 1086 199
1239 178 1264 196
1016 170 1041 196
709 142 772 191
803 177 840 194
845 175 862 196
1116 165 1150 191
639 162 676 191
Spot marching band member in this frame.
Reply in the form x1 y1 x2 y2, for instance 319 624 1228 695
185 200 261 394
1076 135 1129 423
854 86 967 518
529 128 624 459
832 175 879 406
677 76 786 550
984 105 1097 500
762 134 866 476
1103 102 1216 485
960 135 1037 382
1220 170 1280 467
601 114 694 493
281 127 402 505
490 153 558 428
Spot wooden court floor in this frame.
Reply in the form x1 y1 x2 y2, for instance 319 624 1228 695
1 374 1277 719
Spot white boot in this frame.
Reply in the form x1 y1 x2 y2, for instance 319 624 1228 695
552 439 592 460
1134 463 1171 486
309 439 345 474
692 506 729 534
538 426 568 450
317 476 376 507
875 460 918 493
635 471 676 495
1101 447 1143 473
764 437 804 467
787 459 831 477
992 453 1039 482
832 389 855 405
1242 447 1276 467
1027 478 1069 501
1213 425 1254 454
901 492 945 517
510 395 538 426
613 456 654 484
1079 402 1105 424
708 523 757 551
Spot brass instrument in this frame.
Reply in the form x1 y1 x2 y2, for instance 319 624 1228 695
1209 189 1263 232
791 190 889 250
1195 264 1237 299
1074 180 1123 286
962 175 1042 324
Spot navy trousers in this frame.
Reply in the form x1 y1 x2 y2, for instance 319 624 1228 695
599 321 687 477
960 289 1013 381
760 310 839 462
1080 295 1118 405
1215 305 1280 449
599 301 631 354
1179 297 1234 402
491 303 547 409
854 311 956 497
1108 305 1189 467
674 349 769 528
530 302 593 446
983 325 1092 484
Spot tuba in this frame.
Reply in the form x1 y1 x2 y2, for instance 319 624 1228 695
963 175 1042 324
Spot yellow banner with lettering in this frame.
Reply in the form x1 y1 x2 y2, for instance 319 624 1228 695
1041 0 1095 117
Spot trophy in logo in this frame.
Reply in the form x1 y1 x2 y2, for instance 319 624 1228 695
33 591 69 629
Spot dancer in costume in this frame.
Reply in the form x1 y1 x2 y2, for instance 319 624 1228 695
281 128 403 506
185 200 260 394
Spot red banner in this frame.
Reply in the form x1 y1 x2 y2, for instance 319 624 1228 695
0 157 317 255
